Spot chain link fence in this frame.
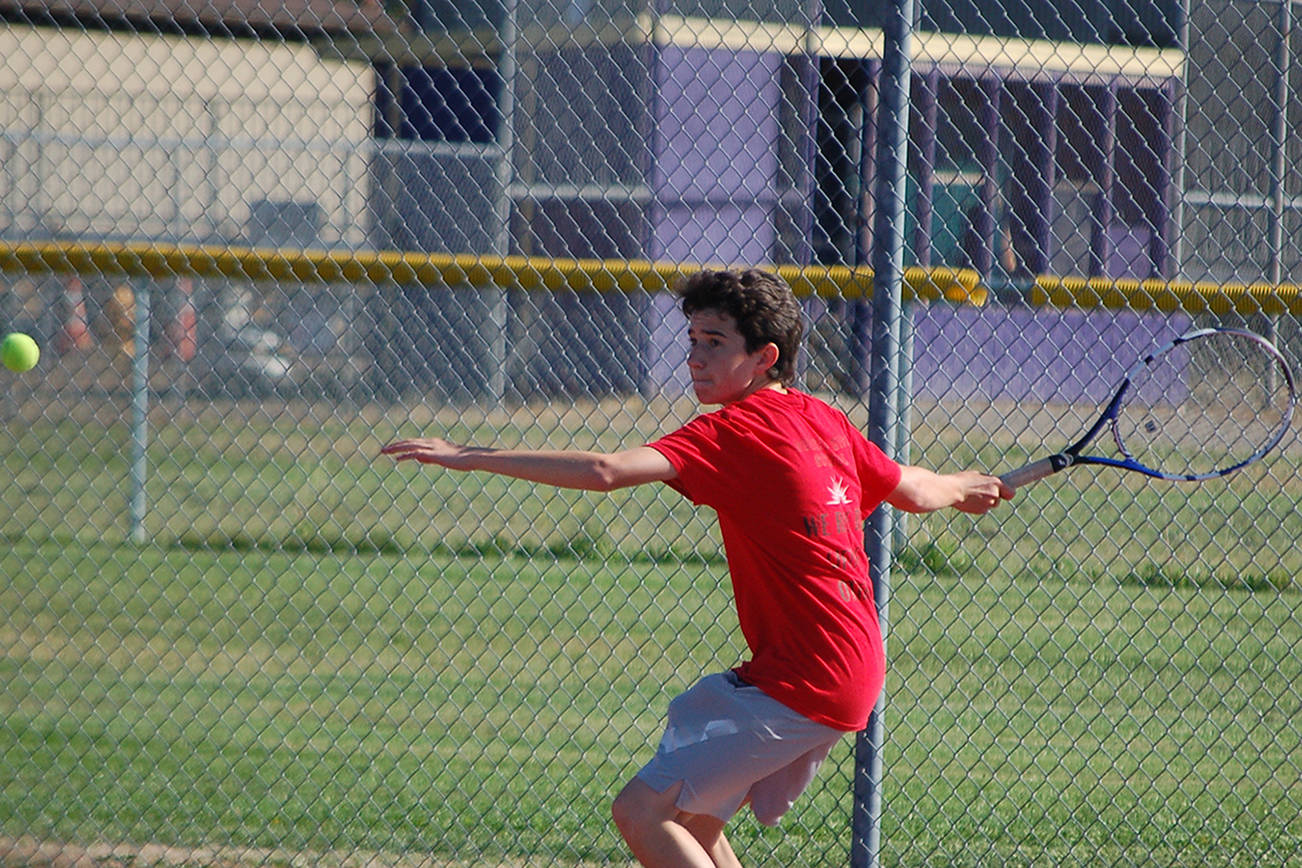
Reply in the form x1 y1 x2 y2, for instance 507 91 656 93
1 0 1300 865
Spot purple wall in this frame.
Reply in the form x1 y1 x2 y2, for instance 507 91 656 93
649 45 783 261
647 298 1192 405
645 46 785 392
911 305 1192 405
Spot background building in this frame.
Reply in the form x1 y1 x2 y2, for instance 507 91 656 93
0 0 1287 399
362 0 1184 285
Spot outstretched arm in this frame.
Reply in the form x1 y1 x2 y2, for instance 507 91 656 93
380 438 677 492
885 466 1013 515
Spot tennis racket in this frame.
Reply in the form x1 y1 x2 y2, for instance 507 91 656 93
1001 327 1296 488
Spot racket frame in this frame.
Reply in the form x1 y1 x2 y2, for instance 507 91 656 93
1001 327 1296 487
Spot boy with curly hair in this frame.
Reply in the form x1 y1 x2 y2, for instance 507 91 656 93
382 268 1011 867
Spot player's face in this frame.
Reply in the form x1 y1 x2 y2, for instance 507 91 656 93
686 310 778 405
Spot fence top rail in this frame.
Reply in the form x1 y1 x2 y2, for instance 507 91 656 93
0 239 985 304
1032 274 1302 317
5 240 1298 316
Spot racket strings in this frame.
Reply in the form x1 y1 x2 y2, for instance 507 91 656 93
1116 331 1294 478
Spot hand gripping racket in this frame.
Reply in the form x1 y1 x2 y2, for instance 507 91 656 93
1001 327 1296 489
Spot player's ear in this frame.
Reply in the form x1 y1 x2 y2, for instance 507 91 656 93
757 342 780 376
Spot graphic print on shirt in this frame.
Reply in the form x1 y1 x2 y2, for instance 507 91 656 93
826 477 852 506
801 473 871 603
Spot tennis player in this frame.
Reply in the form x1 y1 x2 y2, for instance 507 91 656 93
381 267 1012 868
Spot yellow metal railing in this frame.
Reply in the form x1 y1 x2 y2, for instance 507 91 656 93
0 239 985 304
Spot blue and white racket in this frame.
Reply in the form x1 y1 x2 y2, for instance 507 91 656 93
1001 327 1296 488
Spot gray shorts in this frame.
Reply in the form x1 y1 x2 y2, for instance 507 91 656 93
635 671 846 826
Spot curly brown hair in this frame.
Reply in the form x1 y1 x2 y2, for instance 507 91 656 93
676 268 804 385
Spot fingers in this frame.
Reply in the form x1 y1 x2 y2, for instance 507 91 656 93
379 439 418 458
979 473 1014 502
958 473 1013 514
380 438 454 463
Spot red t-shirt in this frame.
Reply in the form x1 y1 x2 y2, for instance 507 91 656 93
648 388 901 731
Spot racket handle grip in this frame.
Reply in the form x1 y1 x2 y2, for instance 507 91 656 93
1001 456 1067 489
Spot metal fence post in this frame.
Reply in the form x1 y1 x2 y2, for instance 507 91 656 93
129 279 151 544
488 0 518 403
852 0 915 863
1267 0 1290 378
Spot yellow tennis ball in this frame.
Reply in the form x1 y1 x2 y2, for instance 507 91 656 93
1 332 40 372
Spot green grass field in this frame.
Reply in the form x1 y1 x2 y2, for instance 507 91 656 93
2 394 1300 866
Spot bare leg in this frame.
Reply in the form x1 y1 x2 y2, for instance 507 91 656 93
678 811 743 868
613 778 743 868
